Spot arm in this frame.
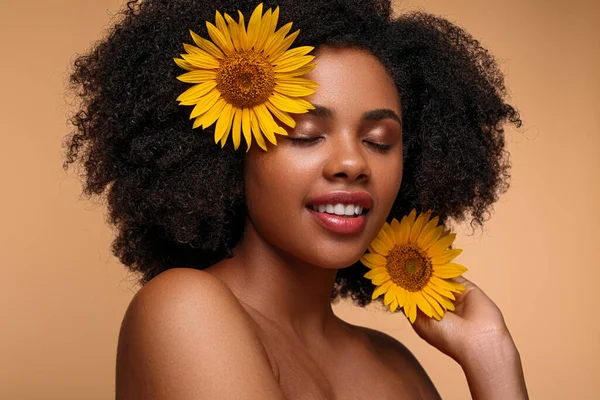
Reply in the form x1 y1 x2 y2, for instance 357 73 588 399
116 268 285 400
458 331 527 400
412 277 528 400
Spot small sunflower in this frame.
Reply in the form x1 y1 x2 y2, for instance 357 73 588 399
361 210 468 324
174 3 318 151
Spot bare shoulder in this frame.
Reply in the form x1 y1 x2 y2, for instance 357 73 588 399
356 325 441 400
116 268 284 400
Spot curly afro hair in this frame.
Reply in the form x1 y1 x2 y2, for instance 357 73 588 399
64 0 521 306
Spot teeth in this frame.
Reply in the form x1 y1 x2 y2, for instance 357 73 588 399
334 204 345 215
311 203 366 216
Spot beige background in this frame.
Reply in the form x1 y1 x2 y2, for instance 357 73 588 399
1 0 598 399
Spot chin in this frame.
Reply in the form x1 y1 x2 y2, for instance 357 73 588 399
308 248 367 270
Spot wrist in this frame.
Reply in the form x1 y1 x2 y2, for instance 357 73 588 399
458 331 528 400
457 329 518 368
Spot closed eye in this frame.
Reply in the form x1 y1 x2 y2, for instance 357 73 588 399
365 141 392 151
288 137 323 146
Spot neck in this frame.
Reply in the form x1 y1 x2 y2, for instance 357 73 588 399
209 219 344 342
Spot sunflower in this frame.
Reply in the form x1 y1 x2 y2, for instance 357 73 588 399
361 210 468 324
174 3 318 151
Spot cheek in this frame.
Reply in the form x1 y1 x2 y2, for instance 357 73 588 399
376 157 403 208
244 150 311 242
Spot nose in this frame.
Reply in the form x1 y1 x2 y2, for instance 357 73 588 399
322 136 371 183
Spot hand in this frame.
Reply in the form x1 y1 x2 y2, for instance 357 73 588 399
411 277 529 400
411 276 512 363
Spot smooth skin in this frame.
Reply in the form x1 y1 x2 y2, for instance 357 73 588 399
116 47 528 399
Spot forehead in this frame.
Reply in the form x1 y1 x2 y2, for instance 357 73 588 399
303 46 401 115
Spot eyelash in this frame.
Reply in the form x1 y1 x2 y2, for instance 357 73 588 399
366 141 392 152
288 137 322 146
288 137 392 152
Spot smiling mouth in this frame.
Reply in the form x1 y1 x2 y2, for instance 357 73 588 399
308 203 369 218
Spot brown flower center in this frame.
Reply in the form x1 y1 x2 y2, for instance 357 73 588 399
386 244 433 292
216 51 275 109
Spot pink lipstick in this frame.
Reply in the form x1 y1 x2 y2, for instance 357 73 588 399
306 191 373 235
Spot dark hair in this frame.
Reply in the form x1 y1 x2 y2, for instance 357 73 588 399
64 0 521 306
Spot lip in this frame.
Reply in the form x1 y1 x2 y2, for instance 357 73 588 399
306 191 374 235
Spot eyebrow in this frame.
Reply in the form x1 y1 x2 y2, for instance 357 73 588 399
307 105 402 127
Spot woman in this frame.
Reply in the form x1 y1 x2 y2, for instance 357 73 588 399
65 0 528 398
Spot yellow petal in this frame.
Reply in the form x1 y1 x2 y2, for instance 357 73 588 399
422 291 445 318
214 11 234 53
220 120 232 147
275 76 319 88
361 253 387 267
372 273 391 286
428 233 457 258
236 10 250 51
427 281 456 301
409 212 429 244
389 299 399 312
273 55 315 73
396 287 407 308
269 93 315 114
223 14 241 51
241 108 252 151
273 46 314 65
188 88 220 118
424 285 455 311
174 57 194 71
250 108 267 151
246 3 264 49
268 29 301 61
254 8 272 50
372 281 393 300
206 22 234 53
177 81 218 105
431 248 462 265
409 302 418 323
397 214 412 244
214 103 234 143
274 83 316 97
384 286 397 306
263 22 293 57
433 263 468 279
418 225 444 252
177 70 217 84
268 7 280 36
254 104 278 145
183 43 207 56
370 238 390 257
390 218 402 242
416 216 440 246
189 30 224 60
363 268 388 280
181 52 220 70
401 209 417 231
430 276 464 294
215 106 236 147
275 63 317 79
415 292 433 318
381 223 397 248
193 97 226 129
232 108 243 150
265 100 296 128
403 292 414 319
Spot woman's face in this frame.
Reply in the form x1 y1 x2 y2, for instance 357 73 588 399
245 46 403 269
